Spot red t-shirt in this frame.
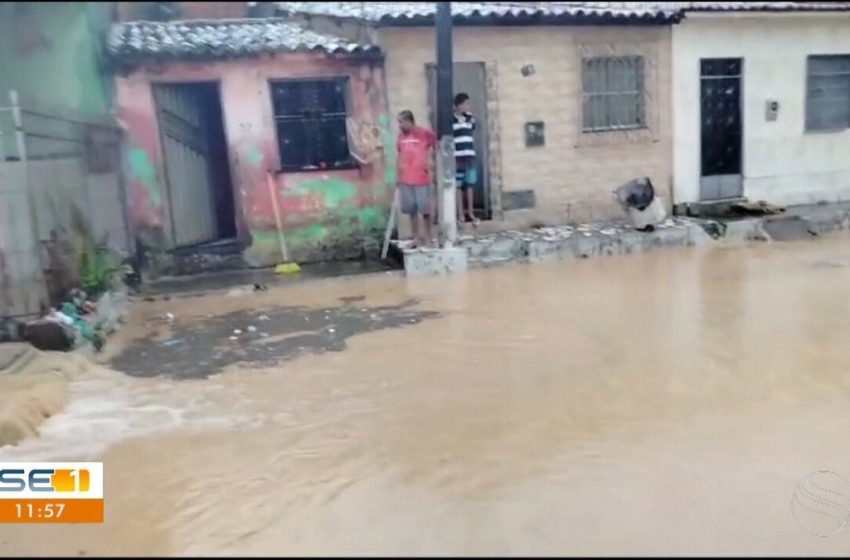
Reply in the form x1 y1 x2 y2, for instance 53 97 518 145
397 126 436 186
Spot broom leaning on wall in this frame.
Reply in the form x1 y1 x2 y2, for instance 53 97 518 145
266 170 300 274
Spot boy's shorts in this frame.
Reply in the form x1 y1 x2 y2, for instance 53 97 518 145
399 184 430 216
456 165 478 190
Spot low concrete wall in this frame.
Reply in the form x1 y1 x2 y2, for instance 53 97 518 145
393 218 715 275
402 247 469 277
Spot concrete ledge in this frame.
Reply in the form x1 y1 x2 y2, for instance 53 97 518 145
717 218 769 243
402 246 469 277
392 219 711 275
0 344 37 375
692 202 850 244
389 202 850 277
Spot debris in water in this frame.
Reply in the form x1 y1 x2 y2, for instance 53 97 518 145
328 328 336 334
23 320 75 352
258 315 270 321
246 325 257 332
164 312 175 321
229 336 238 341
161 338 183 347
233 329 243 335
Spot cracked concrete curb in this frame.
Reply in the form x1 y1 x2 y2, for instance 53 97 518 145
697 203 850 244
395 219 713 275
394 203 850 276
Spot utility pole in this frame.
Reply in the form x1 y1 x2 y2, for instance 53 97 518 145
435 1 457 246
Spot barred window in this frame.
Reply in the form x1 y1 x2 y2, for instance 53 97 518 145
582 56 645 133
806 55 850 132
270 78 354 171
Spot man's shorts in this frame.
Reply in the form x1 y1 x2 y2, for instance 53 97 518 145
399 184 430 216
456 165 478 190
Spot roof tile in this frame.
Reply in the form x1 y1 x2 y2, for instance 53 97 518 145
275 1 850 22
108 18 378 61
276 2 682 22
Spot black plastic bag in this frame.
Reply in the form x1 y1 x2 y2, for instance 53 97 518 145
614 177 656 212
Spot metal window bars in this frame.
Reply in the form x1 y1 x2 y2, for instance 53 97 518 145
806 55 850 132
582 56 646 133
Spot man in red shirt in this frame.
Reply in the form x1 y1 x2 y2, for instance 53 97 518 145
396 110 437 248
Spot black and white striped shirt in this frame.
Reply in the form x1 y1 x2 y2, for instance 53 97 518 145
453 112 476 161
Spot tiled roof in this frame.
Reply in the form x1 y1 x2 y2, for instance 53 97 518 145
675 1 850 12
276 1 850 23
108 18 378 62
276 2 683 23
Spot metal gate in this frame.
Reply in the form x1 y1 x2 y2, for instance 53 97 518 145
0 90 130 318
700 58 743 201
154 84 217 247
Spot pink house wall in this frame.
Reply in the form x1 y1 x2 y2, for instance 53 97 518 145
116 52 395 267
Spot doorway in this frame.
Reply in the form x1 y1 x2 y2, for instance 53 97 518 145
426 62 492 220
154 82 236 248
699 58 743 201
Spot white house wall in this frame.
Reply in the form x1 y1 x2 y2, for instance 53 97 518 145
672 13 850 206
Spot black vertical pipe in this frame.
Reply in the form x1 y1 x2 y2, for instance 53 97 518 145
435 2 453 138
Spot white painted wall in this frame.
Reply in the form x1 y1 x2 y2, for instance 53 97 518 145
672 13 850 206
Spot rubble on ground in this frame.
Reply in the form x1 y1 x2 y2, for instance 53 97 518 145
17 286 128 353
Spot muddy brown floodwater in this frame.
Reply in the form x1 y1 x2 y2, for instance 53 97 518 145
3 237 850 556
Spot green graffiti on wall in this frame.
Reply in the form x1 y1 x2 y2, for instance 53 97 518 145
243 142 263 169
342 206 384 230
250 223 328 245
289 178 357 209
289 223 331 243
249 206 383 250
246 112 395 264
128 149 160 208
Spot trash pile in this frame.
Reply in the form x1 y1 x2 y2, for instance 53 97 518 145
23 288 107 352
613 177 667 232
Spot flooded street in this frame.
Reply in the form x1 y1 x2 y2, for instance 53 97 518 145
3 238 850 556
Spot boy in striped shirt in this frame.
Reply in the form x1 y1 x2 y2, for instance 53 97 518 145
453 93 480 227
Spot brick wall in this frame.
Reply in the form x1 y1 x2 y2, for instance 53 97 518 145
380 25 673 227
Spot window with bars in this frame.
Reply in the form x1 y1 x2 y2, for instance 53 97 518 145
806 55 850 132
582 56 646 133
270 78 354 171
